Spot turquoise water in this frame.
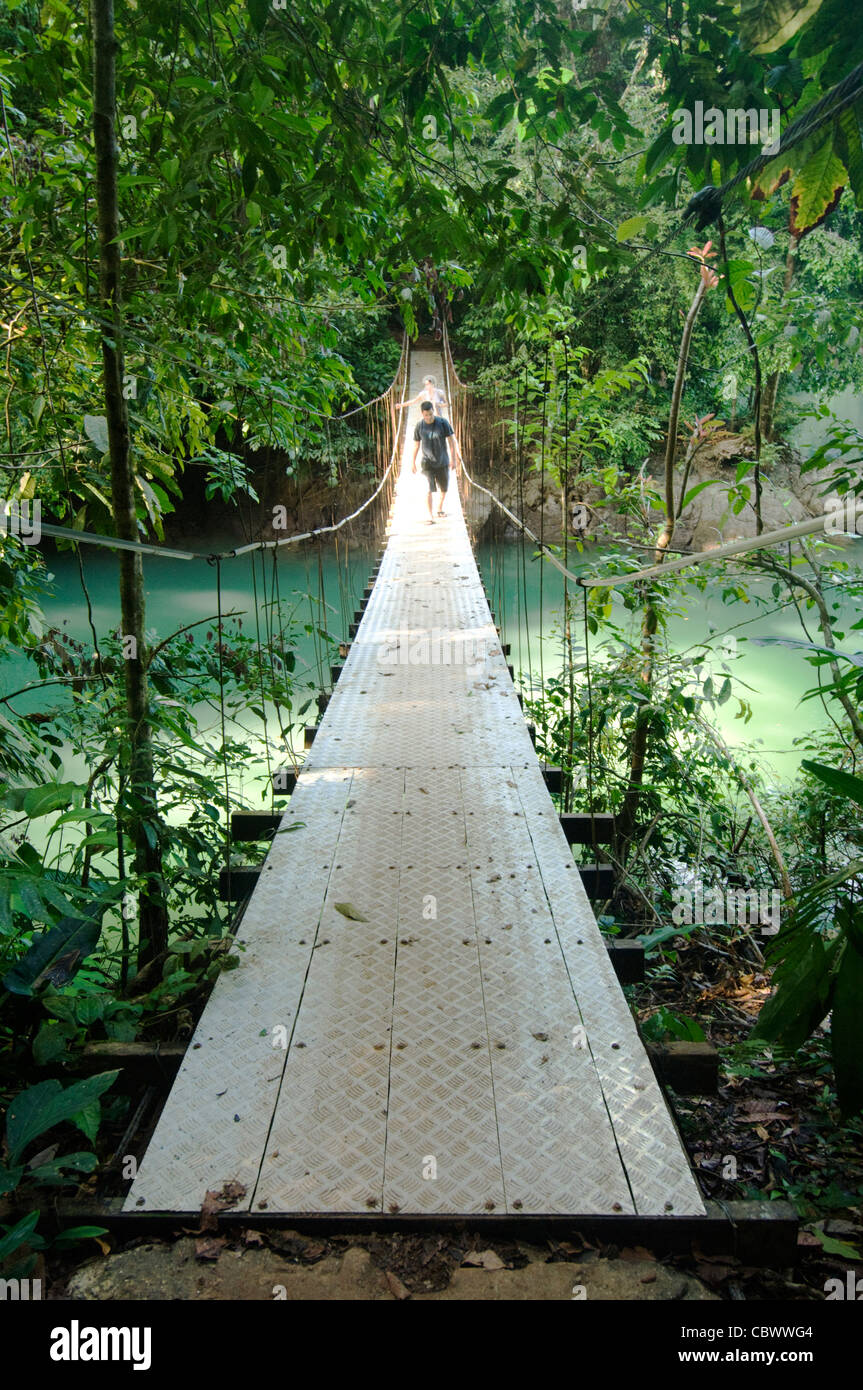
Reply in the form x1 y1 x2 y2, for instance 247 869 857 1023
478 538 863 787
3 532 861 799
1 536 373 809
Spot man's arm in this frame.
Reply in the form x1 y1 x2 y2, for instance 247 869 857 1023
411 437 421 472
446 423 463 471
396 390 422 413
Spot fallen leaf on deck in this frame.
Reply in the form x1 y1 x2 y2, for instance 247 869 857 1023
334 902 369 921
197 1180 248 1232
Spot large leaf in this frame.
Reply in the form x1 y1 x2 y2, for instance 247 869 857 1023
5 1073 119 1166
83 414 109 454
22 783 82 819
752 933 838 1049
801 759 863 810
2 908 104 996
0 1211 40 1262
836 107 863 210
27 1151 99 1186
789 139 847 238
740 0 824 54
831 911 863 1117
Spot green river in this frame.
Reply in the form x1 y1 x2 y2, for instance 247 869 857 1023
3 527 862 804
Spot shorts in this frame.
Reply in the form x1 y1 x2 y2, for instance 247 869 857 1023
422 463 450 493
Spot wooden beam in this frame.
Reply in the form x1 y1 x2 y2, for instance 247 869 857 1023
605 939 644 984
647 1040 719 1096
304 725 318 748
78 1042 185 1076
20 1198 797 1262
271 769 298 794
577 862 614 898
218 866 260 901
559 812 616 846
231 812 281 841
541 764 563 794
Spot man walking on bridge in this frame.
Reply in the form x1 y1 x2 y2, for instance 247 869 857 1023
411 401 462 522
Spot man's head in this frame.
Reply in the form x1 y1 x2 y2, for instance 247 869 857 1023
420 401 434 419
423 375 436 389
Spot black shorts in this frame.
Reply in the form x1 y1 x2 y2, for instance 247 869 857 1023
422 463 450 493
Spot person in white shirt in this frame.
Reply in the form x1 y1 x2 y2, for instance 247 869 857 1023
396 374 449 418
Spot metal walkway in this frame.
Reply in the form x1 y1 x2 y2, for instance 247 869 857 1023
126 352 705 1219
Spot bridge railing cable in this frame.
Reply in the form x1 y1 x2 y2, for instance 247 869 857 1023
22 333 410 564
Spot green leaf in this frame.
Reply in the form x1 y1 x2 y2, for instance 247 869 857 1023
2 909 103 996
837 108 863 209
33 1023 70 1067
68 1103 101 1145
242 155 258 197
333 901 369 921
83 414 109 453
801 760 863 809
245 200 261 227
615 215 647 242
740 0 824 54
680 478 721 510
0 1166 25 1199
752 935 836 1050
52 1225 109 1248
22 783 81 819
832 928 863 1118
247 0 270 32
27 1151 99 1185
812 1228 862 1260
0 1210 40 1262
5 1072 119 1165
789 139 847 238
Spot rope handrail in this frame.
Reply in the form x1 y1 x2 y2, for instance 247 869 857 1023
13 334 409 564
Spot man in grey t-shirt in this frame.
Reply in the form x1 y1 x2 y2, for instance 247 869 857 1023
411 402 463 522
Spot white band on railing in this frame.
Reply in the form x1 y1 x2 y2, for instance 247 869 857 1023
579 514 837 588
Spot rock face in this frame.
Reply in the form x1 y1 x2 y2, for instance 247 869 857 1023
64 1238 717 1302
467 436 834 551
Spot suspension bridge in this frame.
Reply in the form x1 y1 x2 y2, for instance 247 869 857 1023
122 343 707 1223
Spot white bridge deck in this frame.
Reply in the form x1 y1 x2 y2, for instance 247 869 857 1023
126 353 705 1219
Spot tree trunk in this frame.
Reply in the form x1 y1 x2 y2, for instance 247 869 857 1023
619 280 707 850
91 0 168 970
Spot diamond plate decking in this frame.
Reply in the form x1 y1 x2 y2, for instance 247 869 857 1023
126 352 705 1219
